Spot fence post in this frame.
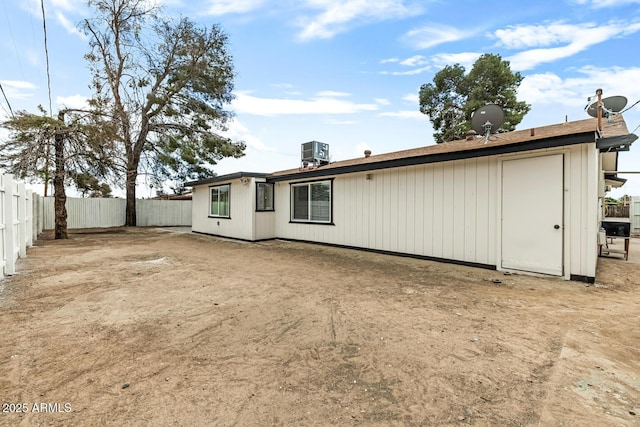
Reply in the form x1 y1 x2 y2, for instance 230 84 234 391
3 174 16 275
18 182 27 257
26 189 33 246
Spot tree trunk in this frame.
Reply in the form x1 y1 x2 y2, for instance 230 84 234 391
54 111 68 239
125 164 137 226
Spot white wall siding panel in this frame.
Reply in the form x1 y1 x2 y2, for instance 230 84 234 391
275 157 502 267
431 163 444 258
421 164 434 257
453 160 466 261
191 181 254 240
405 166 417 255
475 157 490 265
441 164 455 260
269 142 597 280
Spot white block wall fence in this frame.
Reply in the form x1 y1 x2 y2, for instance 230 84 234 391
632 196 640 235
0 174 38 276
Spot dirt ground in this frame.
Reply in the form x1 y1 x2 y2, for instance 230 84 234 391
1 228 639 426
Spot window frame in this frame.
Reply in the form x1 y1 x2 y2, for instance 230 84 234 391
209 184 231 218
255 182 275 212
289 179 334 225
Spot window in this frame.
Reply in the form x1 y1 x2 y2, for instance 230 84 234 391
256 183 274 211
291 180 332 223
210 184 230 217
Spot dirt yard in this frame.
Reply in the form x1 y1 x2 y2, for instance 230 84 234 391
1 228 639 426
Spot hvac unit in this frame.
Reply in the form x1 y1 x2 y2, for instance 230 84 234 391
301 141 330 166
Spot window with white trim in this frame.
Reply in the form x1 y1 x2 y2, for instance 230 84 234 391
210 184 230 217
291 180 332 223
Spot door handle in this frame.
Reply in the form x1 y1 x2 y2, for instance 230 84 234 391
554 224 560 229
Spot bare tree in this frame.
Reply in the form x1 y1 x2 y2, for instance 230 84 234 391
83 0 245 226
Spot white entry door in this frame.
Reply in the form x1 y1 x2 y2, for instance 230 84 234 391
502 155 564 276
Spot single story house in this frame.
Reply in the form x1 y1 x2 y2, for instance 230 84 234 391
185 114 636 283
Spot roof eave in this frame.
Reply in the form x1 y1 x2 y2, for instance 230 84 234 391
267 131 596 182
184 172 268 187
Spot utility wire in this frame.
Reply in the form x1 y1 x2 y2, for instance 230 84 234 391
0 82 15 118
620 99 640 115
2 1 26 80
40 0 53 117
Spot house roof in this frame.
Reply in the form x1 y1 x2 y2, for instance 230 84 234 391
267 115 631 182
184 171 268 187
184 115 633 188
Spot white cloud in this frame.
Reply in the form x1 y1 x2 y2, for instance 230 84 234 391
55 11 86 38
375 98 390 105
380 58 400 64
0 80 37 100
379 110 424 119
403 24 470 49
316 90 350 97
497 21 640 71
399 55 427 66
1 80 37 90
519 66 640 107
232 91 379 115
222 119 276 152
49 0 85 11
324 119 357 125
402 93 418 104
380 66 431 76
297 0 423 40
56 94 89 109
203 0 265 15
430 52 480 70
570 0 640 8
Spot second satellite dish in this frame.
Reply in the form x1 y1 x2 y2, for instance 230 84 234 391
586 95 627 118
471 104 505 142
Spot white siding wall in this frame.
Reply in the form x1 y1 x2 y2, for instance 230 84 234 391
274 143 598 279
191 178 256 240
273 158 499 266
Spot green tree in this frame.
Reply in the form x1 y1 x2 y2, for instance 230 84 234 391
419 53 530 143
73 172 113 197
82 0 246 226
0 108 115 238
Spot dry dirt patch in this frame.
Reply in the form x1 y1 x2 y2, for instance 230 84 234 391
0 228 639 426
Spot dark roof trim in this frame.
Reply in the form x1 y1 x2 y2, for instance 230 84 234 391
597 134 637 152
604 174 627 185
267 131 595 182
185 172 268 187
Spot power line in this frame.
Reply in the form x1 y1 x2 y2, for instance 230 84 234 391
40 0 53 117
0 82 15 118
621 99 640 115
2 1 26 80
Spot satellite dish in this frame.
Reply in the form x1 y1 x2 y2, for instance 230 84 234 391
586 95 627 118
471 104 505 143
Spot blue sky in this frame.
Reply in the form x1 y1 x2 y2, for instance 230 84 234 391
1 0 640 198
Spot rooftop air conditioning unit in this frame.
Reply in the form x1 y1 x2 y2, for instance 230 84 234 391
301 141 330 166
